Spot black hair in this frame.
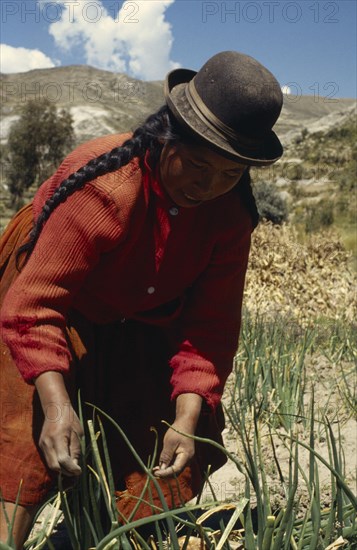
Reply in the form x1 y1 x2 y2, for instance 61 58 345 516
237 169 259 229
16 105 179 267
16 104 258 268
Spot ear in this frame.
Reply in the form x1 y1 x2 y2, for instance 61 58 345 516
161 142 178 156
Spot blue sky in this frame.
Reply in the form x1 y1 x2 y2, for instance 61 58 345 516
1 0 356 98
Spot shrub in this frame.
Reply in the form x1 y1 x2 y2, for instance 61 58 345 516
252 180 288 225
304 199 335 233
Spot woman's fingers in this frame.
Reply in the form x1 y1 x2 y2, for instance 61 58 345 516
69 427 82 468
40 433 82 476
154 427 195 478
57 453 82 476
157 446 176 470
39 408 83 476
153 456 186 478
155 451 188 478
57 431 82 475
40 443 62 473
53 450 81 476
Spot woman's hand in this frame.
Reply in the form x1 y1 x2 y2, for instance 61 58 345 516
39 401 83 476
154 393 202 478
35 371 83 476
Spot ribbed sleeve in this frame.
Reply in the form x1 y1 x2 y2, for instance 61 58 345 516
169 215 251 410
0 130 254 409
0 185 123 383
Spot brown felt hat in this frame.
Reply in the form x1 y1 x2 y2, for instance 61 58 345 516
165 51 283 166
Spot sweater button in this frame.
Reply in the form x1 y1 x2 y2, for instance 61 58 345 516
147 286 155 294
169 206 179 216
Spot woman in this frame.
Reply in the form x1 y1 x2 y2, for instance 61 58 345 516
0 51 283 546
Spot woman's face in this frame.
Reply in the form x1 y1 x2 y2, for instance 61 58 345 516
159 141 247 208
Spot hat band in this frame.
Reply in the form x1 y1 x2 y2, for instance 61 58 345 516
186 80 264 148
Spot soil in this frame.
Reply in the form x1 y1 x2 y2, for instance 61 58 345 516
209 357 356 513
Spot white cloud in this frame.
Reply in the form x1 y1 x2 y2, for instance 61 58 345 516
0 44 58 73
47 0 180 80
281 85 292 95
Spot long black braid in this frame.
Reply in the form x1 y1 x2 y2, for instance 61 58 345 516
16 105 181 267
16 104 259 268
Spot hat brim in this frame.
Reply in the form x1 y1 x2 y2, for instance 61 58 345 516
165 68 283 166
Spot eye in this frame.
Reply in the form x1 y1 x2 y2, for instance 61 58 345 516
188 160 205 169
225 169 244 178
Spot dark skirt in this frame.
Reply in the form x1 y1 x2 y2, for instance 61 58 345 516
0 204 226 519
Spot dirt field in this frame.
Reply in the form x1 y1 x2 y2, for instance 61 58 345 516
210 356 356 514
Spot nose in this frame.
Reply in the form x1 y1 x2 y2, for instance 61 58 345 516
194 171 219 195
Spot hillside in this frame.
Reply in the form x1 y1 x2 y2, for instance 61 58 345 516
277 94 356 142
1 65 356 246
1 65 355 145
250 109 357 261
1 65 164 144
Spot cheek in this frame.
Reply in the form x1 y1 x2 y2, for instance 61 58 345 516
226 171 245 188
160 155 185 198
165 156 190 188
169 160 183 180
215 174 243 196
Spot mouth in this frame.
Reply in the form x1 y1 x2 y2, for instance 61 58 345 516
183 192 203 204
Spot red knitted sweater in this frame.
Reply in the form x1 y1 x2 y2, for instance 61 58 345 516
0 134 252 409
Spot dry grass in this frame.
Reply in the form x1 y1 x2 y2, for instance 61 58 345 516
244 222 356 323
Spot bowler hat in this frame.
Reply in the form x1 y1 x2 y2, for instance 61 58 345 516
165 51 283 166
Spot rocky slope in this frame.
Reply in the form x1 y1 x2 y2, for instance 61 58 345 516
1 66 356 237
1 65 355 146
1 65 164 144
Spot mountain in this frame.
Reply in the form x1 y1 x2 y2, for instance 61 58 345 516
1 65 356 251
277 95 356 144
0 65 164 144
1 65 355 146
